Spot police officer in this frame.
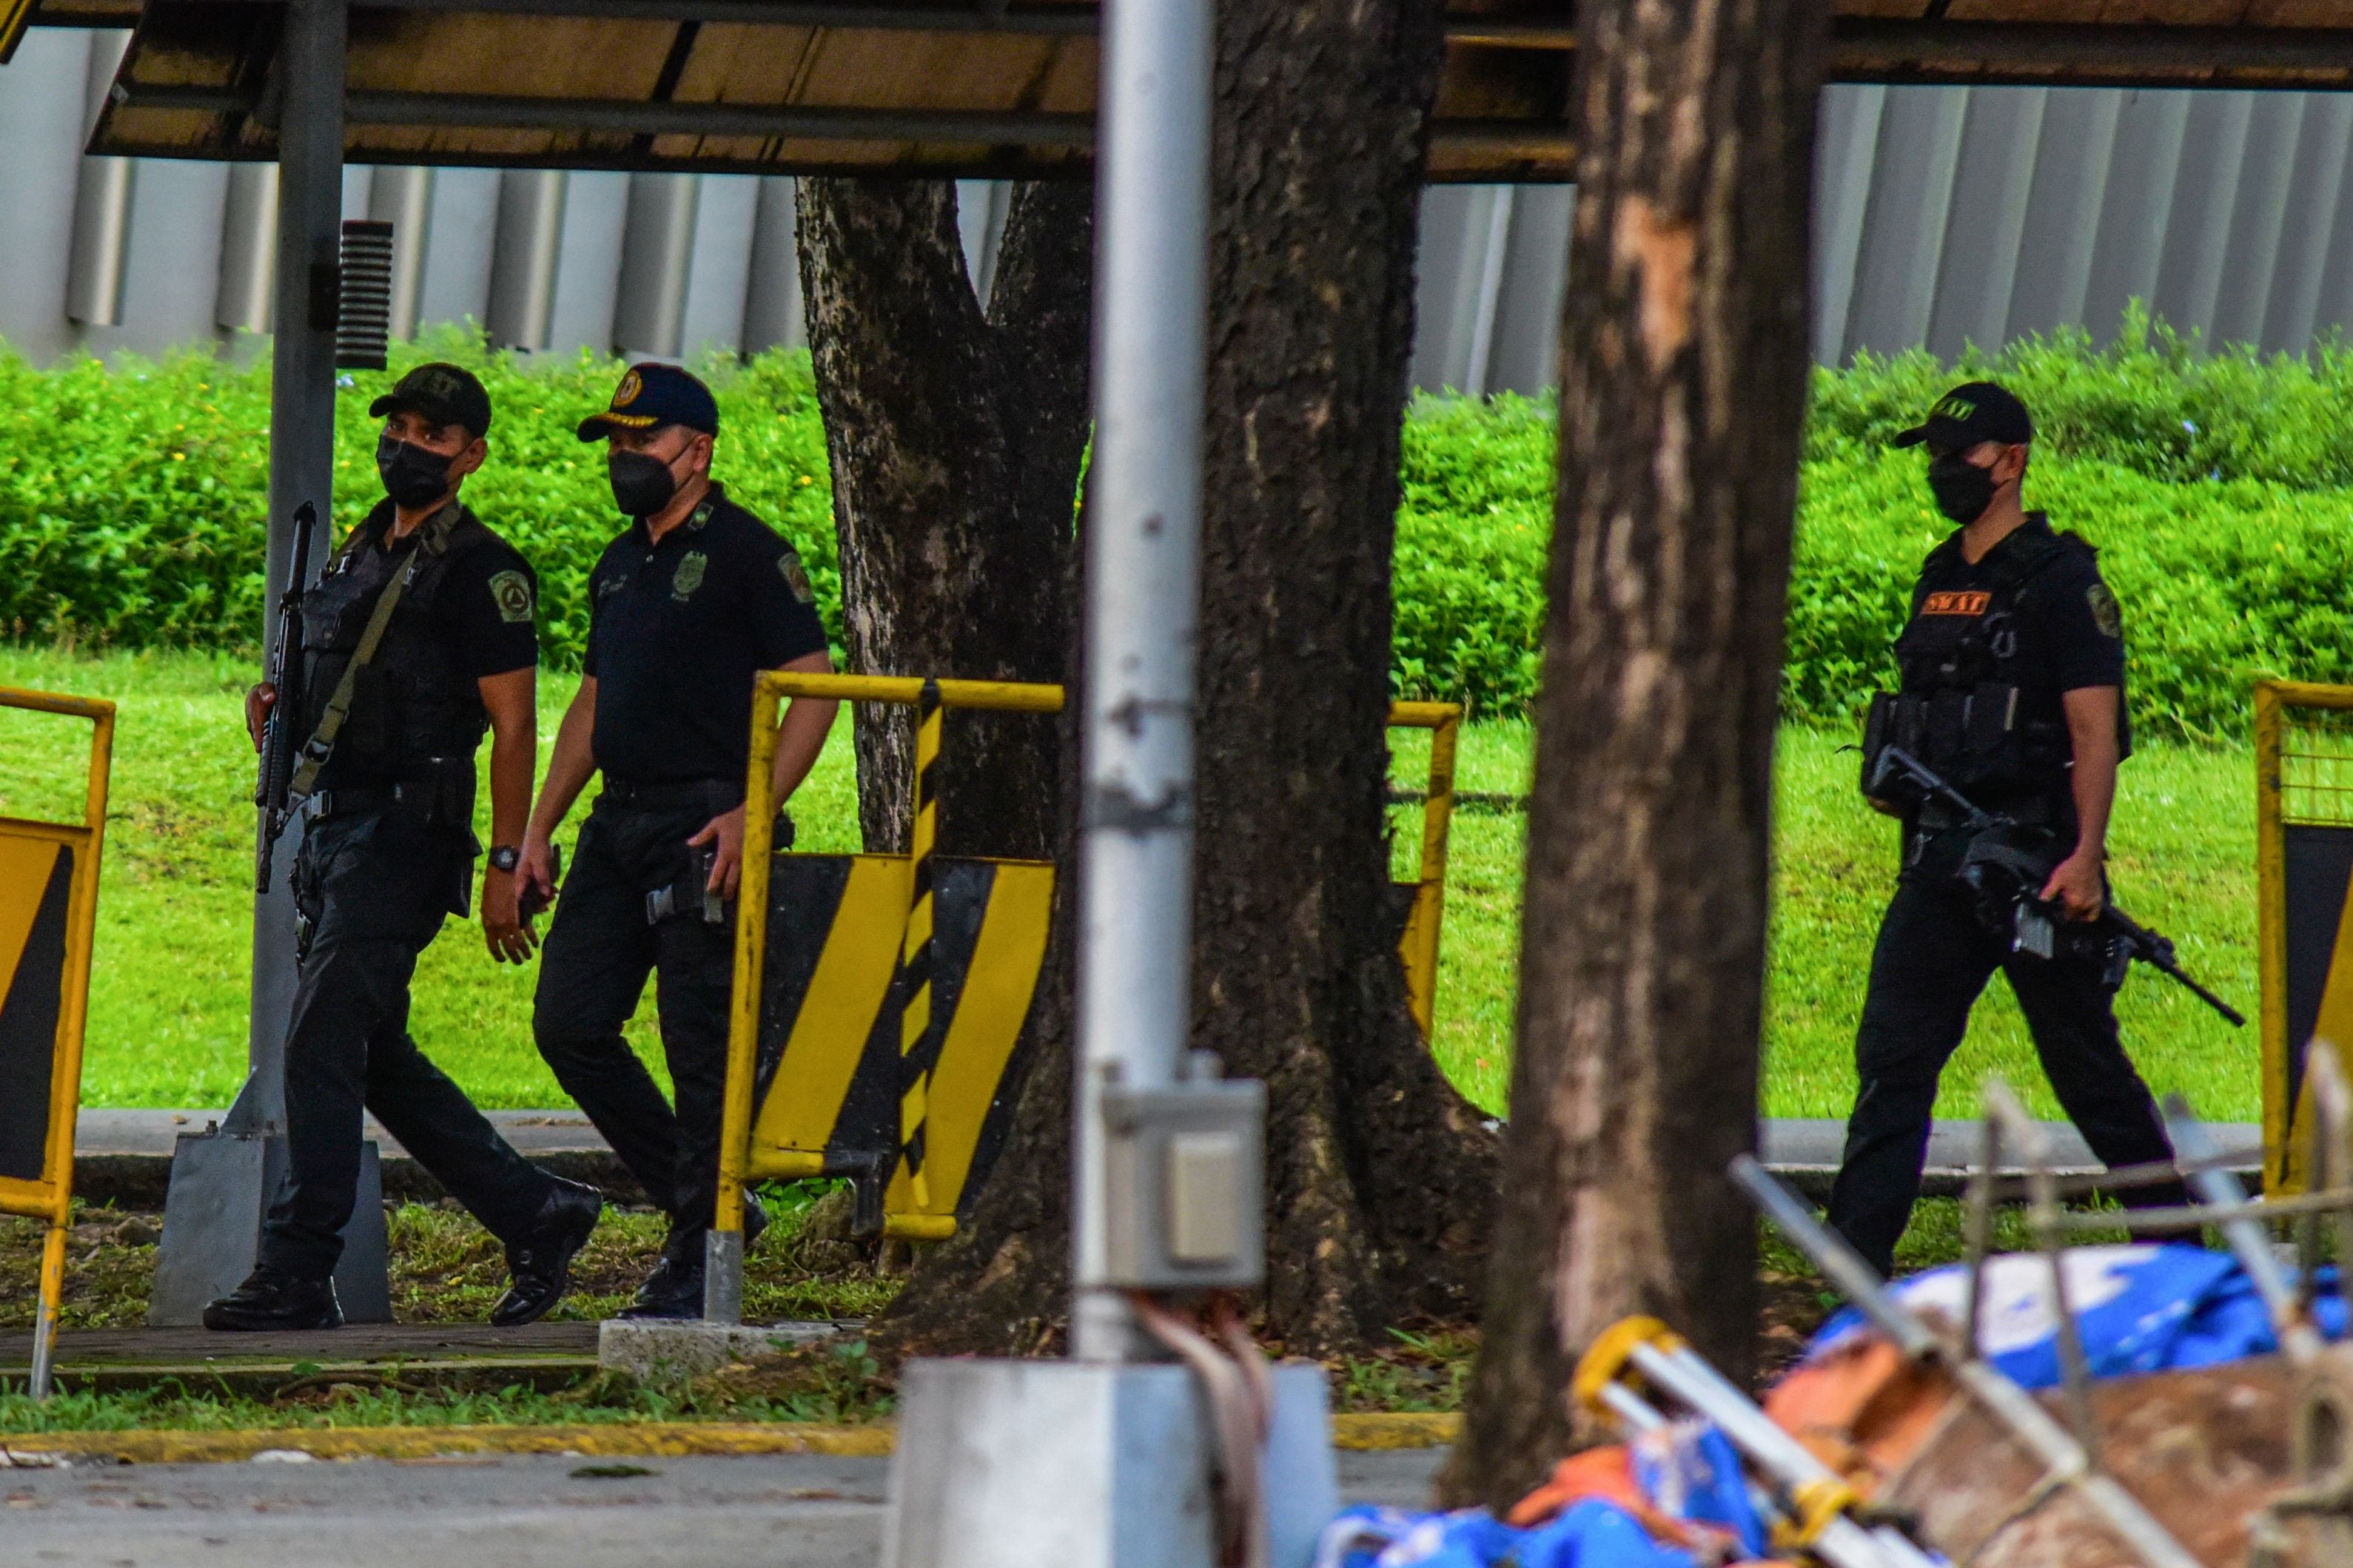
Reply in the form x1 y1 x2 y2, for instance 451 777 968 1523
1827 381 2189 1278
522 364 838 1319
206 363 604 1331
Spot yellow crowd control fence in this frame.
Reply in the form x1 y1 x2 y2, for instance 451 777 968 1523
2258 679 2353 1194
0 687 114 1398
713 676 1464 1268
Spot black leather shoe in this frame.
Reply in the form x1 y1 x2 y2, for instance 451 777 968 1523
616 1200 768 1320
491 1178 604 1328
617 1252 704 1319
203 1268 343 1331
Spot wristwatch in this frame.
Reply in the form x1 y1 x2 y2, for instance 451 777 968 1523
489 845 522 873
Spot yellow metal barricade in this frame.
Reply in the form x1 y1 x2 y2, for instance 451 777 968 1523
2257 680 2353 1194
1389 701 1462 1037
716 674 1064 1254
714 682 1463 1254
0 687 115 1397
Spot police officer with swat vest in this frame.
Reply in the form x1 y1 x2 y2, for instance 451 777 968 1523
1828 381 2190 1278
521 364 837 1319
206 363 603 1332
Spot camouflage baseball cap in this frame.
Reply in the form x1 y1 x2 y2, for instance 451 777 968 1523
369 362 492 439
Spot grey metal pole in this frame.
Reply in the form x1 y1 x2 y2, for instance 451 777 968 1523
229 0 345 1137
1070 0 1216 1364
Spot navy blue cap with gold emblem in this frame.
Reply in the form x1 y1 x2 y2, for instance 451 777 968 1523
1892 380 2033 453
575 362 721 442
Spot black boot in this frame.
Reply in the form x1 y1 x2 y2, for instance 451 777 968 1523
490 1178 605 1328
203 1267 343 1331
618 1199 766 1320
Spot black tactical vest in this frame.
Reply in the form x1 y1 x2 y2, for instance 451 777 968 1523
1862 526 2110 812
298 502 497 780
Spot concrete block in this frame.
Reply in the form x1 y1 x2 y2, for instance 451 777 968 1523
884 1357 1337 1568
597 1319 845 1381
149 1129 389 1327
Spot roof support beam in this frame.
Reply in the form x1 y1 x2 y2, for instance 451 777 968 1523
114 84 1573 159
1830 20 2353 87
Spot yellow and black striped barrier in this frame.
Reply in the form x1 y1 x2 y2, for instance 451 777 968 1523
0 687 114 1398
715 673 1064 1254
714 677 1464 1253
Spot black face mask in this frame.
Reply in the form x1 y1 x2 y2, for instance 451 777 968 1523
1927 452 1998 524
608 450 679 518
377 434 455 509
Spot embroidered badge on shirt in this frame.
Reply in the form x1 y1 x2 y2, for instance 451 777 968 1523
2087 581 2123 639
779 551 815 605
488 569 535 625
673 550 708 602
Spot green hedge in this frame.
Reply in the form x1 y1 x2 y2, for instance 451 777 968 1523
10 316 2353 738
0 333 838 669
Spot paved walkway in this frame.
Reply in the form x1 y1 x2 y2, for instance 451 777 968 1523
78 1110 2263 1175
0 1449 1446 1567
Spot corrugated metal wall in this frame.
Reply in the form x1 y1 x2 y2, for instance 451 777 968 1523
6 34 2353 389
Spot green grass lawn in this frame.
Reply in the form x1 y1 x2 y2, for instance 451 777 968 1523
0 647 2261 1124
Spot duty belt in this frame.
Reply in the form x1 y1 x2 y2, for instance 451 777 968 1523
309 757 472 822
597 776 745 815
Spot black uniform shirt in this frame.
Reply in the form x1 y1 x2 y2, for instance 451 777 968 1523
312 499 540 790
1907 510 2126 742
581 483 830 786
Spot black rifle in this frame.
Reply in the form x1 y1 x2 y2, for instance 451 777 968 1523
1868 744 2245 1027
254 502 317 894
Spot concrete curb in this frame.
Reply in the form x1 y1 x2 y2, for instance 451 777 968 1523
0 1411 1461 1464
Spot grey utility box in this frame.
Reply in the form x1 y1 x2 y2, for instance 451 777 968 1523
1099 1076 1265 1290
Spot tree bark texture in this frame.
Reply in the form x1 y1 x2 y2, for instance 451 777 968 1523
799 178 1090 1357
797 178 1092 861
1192 0 1499 1359
1446 0 1823 1511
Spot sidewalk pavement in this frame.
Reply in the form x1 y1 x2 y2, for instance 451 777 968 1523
0 1448 1447 1567
67 1111 2265 1208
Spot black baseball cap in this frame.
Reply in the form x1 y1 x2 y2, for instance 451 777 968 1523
369 362 492 440
1891 380 2033 453
575 362 720 442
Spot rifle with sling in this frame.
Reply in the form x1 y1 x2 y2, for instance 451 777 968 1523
1867 744 2245 1027
254 502 317 893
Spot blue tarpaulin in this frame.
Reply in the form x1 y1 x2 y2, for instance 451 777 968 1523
1806 1244 2347 1390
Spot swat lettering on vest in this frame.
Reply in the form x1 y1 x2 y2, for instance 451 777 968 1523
1920 590 1992 616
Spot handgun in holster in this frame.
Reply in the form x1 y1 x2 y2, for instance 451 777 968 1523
647 844 725 926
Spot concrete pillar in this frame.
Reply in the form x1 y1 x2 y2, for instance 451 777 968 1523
740 176 804 353
1842 86 1967 360
2005 88 2123 342
1925 87 2046 361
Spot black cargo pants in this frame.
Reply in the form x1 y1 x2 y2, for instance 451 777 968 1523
531 784 739 1261
258 807 560 1279
1825 865 2189 1278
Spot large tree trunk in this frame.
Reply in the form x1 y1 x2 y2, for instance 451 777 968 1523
798 178 1091 1356
797 178 1091 861
1445 0 1823 1512
877 0 1503 1361
1190 0 1497 1358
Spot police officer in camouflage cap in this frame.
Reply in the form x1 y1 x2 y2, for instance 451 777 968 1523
1831 381 2189 1277
206 363 604 1332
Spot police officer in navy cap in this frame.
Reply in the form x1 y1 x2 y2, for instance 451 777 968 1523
1828 380 2189 1277
206 363 604 1331
522 363 839 1317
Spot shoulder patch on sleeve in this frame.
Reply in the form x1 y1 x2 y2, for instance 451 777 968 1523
778 550 816 605
2086 580 2122 639
489 568 536 625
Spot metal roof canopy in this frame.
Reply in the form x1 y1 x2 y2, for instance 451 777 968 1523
22 2 2353 186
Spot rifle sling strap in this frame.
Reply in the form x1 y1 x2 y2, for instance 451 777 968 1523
286 508 457 800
